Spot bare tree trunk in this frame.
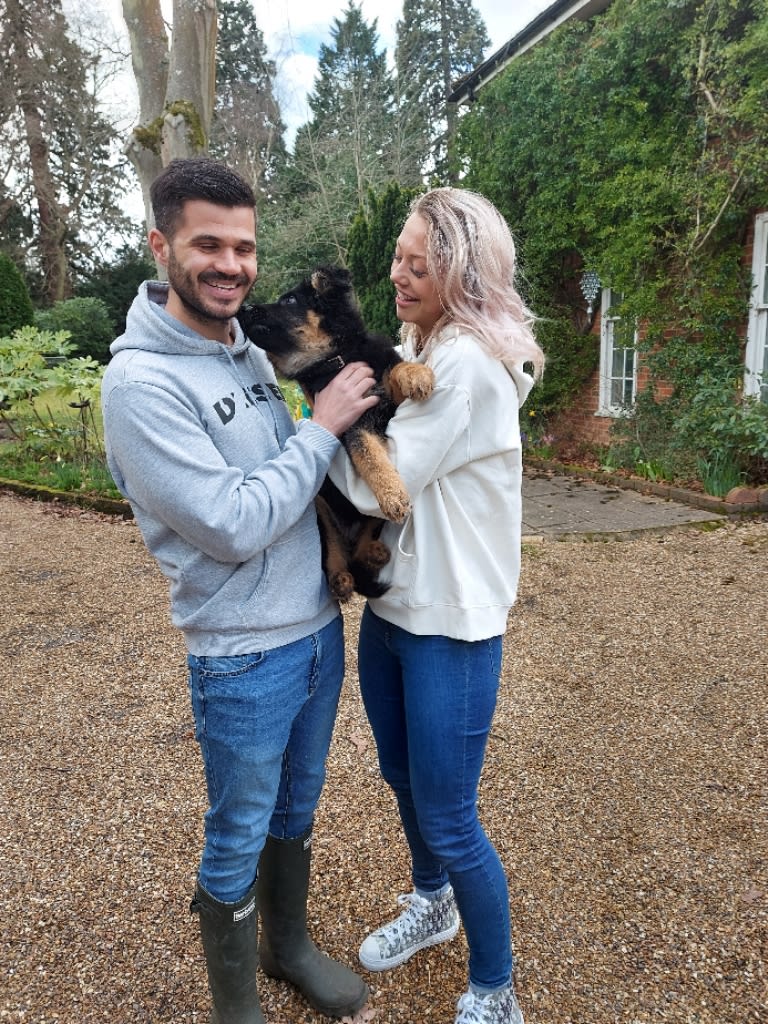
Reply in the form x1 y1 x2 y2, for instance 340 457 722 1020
21 102 70 302
122 0 217 232
5 0 71 303
122 0 167 227
163 0 217 162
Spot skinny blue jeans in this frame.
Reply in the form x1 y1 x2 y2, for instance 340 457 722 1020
187 615 344 903
358 605 513 990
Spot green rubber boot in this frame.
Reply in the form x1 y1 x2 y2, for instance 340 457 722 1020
258 827 369 1018
190 880 265 1024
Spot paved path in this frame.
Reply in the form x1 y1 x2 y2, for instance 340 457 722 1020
522 469 725 538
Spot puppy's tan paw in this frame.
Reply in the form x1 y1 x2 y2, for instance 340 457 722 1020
390 363 435 403
406 364 435 401
360 540 391 570
379 490 411 524
329 571 355 602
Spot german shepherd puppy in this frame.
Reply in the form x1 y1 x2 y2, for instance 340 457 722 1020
238 265 434 601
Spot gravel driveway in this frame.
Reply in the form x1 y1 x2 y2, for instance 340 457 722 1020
1 491 765 1024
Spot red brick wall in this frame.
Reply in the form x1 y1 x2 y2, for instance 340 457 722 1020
546 314 612 451
548 363 611 449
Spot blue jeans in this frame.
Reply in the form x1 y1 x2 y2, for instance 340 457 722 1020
358 605 512 990
187 615 344 903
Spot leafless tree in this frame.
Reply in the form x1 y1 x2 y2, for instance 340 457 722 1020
0 0 129 302
121 0 217 229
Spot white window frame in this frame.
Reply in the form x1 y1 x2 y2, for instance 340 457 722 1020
744 211 768 403
596 287 638 417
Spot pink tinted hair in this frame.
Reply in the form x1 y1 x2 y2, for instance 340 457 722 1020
402 187 544 378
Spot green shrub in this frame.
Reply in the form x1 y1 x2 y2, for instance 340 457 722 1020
608 369 768 492
35 297 115 364
0 253 35 337
0 325 74 410
696 453 745 498
348 184 422 338
672 372 768 489
608 390 694 483
77 246 156 336
0 325 106 482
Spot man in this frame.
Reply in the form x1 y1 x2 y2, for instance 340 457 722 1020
101 157 375 1023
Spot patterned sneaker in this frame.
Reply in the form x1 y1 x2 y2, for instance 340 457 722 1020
454 985 525 1024
359 888 460 971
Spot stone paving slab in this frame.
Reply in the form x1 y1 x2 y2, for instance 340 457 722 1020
522 469 725 538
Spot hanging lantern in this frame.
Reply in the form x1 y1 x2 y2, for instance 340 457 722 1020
580 270 601 316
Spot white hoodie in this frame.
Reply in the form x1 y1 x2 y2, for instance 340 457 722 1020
327 326 533 642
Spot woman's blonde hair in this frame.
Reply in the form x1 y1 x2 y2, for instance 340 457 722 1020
401 187 544 378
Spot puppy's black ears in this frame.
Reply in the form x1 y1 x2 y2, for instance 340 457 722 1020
311 264 352 296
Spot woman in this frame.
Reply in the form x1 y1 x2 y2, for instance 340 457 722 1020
328 187 544 1024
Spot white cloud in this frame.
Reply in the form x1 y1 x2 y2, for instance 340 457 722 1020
271 52 316 132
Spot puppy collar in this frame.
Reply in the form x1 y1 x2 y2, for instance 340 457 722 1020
298 353 348 396
322 354 346 372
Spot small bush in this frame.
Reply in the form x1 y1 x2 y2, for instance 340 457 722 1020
35 297 115 364
672 372 768 491
77 246 156 337
0 325 74 410
0 253 35 337
608 373 768 493
0 325 106 477
696 453 745 498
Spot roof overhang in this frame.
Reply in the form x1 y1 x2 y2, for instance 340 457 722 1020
448 0 613 106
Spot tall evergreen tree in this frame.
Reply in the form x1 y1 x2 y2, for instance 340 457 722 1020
348 183 422 337
308 1 394 141
211 0 287 200
395 0 488 183
77 239 156 338
287 0 398 265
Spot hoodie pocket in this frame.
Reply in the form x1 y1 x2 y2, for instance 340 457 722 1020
236 509 326 628
385 515 463 609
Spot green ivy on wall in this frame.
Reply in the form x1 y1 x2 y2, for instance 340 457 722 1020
457 0 768 483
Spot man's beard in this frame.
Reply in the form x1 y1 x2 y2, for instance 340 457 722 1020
167 250 247 327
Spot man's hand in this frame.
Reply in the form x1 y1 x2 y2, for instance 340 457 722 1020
311 362 379 437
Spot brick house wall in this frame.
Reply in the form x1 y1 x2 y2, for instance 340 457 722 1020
545 209 766 456
547 343 608 450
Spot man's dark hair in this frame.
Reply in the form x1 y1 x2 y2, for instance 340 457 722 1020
150 158 256 238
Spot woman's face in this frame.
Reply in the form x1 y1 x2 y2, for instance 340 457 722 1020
391 213 444 336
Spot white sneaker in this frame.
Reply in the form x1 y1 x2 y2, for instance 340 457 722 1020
454 985 525 1024
359 888 460 971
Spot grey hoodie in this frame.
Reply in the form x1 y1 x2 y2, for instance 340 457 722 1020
101 281 340 656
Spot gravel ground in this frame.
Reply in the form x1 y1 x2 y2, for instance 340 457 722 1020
1 490 766 1024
